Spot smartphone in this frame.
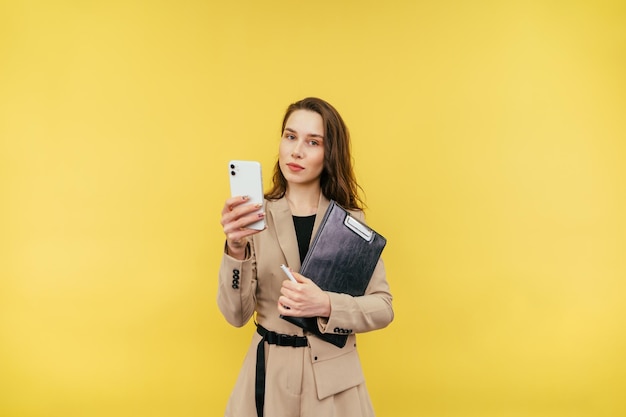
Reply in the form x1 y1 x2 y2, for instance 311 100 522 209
228 160 266 230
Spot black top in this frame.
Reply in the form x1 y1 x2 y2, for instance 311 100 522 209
292 214 316 263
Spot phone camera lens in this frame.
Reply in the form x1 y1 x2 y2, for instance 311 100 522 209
230 164 235 169
230 170 236 176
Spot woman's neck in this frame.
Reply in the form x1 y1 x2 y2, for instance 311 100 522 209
285 184 320 216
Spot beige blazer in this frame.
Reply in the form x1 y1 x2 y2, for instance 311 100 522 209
218 195 393 416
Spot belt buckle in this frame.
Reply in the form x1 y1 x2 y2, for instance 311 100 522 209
276 333 295 346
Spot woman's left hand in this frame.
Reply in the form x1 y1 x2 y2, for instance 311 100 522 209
278 270 331 318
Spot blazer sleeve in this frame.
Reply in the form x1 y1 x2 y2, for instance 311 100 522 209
317 258 393 335
217 241 258 327
316 210 394 335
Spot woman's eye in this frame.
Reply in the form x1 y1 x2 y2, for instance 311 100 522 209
309 140 319 146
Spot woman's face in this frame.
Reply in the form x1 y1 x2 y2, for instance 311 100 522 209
279 109 325 188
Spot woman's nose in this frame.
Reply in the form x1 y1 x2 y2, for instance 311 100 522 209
291 142 303 158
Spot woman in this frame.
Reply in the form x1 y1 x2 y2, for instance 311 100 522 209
218 97 393 417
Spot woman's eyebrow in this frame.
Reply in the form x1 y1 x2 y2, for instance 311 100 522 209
284 127 324 139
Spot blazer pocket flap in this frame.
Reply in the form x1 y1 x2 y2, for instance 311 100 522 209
311 348 365 400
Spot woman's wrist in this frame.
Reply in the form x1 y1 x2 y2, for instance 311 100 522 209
226 239 248 260
319 292 332 317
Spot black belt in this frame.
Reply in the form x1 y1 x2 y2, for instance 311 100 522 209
255 324 308 417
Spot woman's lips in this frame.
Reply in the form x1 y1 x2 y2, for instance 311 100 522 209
287 163 304 172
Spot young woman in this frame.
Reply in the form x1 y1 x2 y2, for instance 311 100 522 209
218 97 393 417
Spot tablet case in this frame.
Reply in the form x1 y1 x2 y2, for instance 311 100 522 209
281 200 387 347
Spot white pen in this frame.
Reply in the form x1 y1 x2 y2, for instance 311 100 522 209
280 264 297 282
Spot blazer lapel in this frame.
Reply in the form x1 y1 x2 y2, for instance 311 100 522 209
311 194 331 246
268 197 301 270
267 195 331 272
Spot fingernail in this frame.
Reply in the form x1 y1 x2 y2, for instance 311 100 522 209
255 203 262 208
258 212 265 218
242 196 249 200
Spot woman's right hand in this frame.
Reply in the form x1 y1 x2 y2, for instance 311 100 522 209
220 196 266 259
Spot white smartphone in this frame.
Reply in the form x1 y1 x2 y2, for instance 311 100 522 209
228 160 266 230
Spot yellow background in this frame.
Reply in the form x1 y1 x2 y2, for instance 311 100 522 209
1 1 625 416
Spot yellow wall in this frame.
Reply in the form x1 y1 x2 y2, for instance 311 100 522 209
1 1 625 416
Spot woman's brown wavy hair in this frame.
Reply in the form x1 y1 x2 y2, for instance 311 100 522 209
265 97 364 211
